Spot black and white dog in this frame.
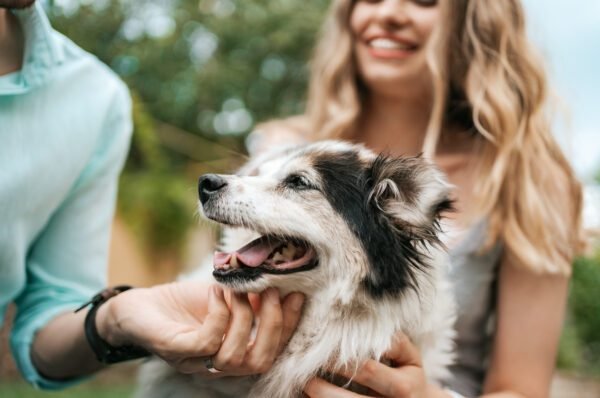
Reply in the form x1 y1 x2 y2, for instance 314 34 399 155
137 140 456 398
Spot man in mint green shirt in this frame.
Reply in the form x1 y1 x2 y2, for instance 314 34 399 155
0 0 134 388
0 1 303 390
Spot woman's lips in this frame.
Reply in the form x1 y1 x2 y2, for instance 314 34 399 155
364 37 418 60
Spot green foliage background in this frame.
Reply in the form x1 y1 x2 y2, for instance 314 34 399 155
0 382 134 398
558 252 600 376
48 0 329 255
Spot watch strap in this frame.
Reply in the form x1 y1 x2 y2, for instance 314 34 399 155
76 285 151 364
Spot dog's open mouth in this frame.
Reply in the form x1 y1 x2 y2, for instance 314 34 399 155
212 235 318 282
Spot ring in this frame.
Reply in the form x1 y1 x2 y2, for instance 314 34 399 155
203 356 222 374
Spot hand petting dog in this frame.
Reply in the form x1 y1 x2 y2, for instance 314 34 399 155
207 288 305 377
304 333 451 398
95 281 304 376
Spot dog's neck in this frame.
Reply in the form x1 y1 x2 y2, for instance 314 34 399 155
307 293 419 368
250 285 429 398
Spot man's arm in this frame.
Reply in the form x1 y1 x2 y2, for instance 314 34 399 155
10 82 132 389
30 282 230 379
30 282 304 381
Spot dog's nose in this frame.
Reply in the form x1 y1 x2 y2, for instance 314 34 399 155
198 174 228 204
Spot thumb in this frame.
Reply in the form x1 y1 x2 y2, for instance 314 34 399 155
161 285 230 358
384 332 422 367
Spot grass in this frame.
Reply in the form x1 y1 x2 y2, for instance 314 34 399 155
0 382 135 398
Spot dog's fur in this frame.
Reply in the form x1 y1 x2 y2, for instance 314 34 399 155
137 141 456 398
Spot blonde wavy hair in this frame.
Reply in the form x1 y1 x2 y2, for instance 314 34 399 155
262 0 583 275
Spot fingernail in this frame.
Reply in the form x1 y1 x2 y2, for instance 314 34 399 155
290 293 304 311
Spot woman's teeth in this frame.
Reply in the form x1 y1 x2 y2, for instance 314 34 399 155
368 38 413 50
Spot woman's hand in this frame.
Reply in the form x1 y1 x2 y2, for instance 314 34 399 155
304 333 450 398
96 281 304 376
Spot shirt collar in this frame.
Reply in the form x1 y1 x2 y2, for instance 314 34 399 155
0 2 64 95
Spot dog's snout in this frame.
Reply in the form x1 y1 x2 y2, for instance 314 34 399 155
198 174 228 204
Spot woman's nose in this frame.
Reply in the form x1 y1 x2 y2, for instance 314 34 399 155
375 0 411 28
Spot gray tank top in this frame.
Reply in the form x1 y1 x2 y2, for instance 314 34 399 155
444 220 503 396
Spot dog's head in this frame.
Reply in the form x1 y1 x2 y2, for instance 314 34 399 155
198 141 452 301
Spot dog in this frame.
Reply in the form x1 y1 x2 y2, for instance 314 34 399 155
137 140 456 398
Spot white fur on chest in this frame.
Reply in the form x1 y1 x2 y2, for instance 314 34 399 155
137 246 455 398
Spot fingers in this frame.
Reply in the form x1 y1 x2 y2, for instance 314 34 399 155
304 378 368 398
385 332 422 367
213 289 304 376
212 292 254 370
165 287 303 377
244 288 284 373
338 360 423 397
278 292 305 353
174 356 212 375
333 333 425 397
196 285 231 353
248 292 261 313
167 285 230 358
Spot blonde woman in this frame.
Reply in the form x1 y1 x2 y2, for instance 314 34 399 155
248 0 584 397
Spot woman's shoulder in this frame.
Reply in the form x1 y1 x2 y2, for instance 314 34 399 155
246 115 311 156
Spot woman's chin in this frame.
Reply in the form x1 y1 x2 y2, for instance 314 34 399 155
361 72 431 97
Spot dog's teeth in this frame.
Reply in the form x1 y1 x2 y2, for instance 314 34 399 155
215 262 231 271
230 254 239 268
272 252 285 262
282 243 296 259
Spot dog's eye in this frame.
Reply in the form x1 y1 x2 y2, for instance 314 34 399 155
284 174 314 190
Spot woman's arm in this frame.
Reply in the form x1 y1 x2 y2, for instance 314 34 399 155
481 255 569 398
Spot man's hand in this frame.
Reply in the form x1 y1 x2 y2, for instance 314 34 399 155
97 281 304 376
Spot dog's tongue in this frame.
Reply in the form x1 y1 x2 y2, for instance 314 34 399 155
214 236 283 268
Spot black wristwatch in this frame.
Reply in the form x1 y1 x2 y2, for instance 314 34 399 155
75 285 151 364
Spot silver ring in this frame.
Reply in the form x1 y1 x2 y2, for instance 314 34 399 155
203 356 222 374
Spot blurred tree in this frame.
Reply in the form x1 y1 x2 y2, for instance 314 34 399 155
117 94 194 254
558 252 600 375
50 0 328 154
47 0 328 257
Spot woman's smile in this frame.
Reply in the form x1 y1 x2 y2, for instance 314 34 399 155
350 0 439 92
364 35 419 60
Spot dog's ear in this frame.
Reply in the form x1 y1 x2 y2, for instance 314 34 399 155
367 154 453 233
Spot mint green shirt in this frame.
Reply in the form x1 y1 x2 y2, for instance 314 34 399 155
0 3 132 389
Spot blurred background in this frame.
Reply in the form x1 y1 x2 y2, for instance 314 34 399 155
0 0 598 396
